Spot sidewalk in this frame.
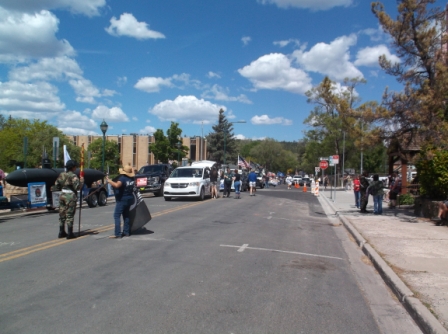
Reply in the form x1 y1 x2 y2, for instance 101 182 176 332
320 188 448 334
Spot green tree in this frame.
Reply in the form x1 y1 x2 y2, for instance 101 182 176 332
206 109 238 165
149 122 188 163
236 139 261 158
371 0 448 147
0 117 80 172
86 138 120 174
249 138 282 171
303 77 369 174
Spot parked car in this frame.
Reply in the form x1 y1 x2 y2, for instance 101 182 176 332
135 164 173 197
163 161 216 201
299 177 311 187
292 175 302 185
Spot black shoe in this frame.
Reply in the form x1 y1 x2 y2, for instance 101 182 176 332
66 227 77 239
58 226 67 239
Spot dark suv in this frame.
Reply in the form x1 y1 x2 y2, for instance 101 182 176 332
299 177 311 187
135 164 173 196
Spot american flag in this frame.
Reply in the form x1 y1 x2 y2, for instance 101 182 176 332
238 155 250 169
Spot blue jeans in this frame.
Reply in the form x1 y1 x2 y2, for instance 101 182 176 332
265 181 269 188
354 191 360 208
114 195 134 236
373 194 383 214
234 181 241 194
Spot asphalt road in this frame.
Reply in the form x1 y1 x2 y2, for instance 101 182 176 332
0 186 421 334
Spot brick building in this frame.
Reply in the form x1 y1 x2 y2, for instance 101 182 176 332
68 134 207 171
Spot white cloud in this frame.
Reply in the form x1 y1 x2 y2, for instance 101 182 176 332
8 56 115 104
257 0 353 11
292 34 363 81
354 44 400 67
207 71 221 79
139 125 157 135
235 134 246 140
57 110 98 134
91 105 130 122
134 77 173 93
0 80 65 116
9 56 82 81
359 26 387 42
0 8 74 62
273 39 301 48
238 53 312 94
1 0 106 17
201 84 252 104
105 13 165 40
242 36 251 46
149 95 226 124
117 76 127 86
251 114 292 125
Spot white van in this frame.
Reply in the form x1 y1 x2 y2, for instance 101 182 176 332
163 160 216 201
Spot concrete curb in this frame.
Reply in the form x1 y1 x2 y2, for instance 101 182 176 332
322 195 447 334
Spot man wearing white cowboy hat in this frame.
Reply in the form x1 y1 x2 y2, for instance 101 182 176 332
106 163 135 238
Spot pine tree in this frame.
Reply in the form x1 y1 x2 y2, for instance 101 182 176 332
371 0 448 147
206 109 237 165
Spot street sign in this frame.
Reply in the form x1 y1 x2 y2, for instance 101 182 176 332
315 167 320 173
319 161 328 169
332 155 339 164
319 157 328 161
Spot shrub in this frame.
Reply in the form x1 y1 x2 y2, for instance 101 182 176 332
398 193 414 205
416 149 448 200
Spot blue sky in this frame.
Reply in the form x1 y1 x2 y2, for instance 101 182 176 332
0 0 407 141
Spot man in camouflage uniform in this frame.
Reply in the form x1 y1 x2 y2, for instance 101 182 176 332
54 160 84 239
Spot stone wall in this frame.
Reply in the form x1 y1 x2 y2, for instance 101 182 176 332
414 197 439 218
2 183 28 200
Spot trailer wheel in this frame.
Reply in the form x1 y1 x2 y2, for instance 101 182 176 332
87 192 98 208
98 190 107 206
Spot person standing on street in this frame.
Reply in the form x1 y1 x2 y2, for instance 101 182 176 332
0 168 5 187
210 166 219 199
53 160 84 239
369 174 384 214
264 174 270 188
353 175 361 208
223 167 233 198
286 175 292 189
248 169 257 196
106 163 135 238
233 169 241 199
360 171 370 213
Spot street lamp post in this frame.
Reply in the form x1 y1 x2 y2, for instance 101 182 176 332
177 140 181 166
100 120 108 173
223 121 246 165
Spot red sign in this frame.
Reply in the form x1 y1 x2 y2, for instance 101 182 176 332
136 178 147 187
319 160 329 170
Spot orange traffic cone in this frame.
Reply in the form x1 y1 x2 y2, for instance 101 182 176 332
303 184 307 192
295 182 299 189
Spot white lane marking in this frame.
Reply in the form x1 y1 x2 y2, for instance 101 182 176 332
0 242 17 247
237 244 249 252
220 244 344 261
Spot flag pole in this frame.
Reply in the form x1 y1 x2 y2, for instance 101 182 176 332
78 143 85 237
